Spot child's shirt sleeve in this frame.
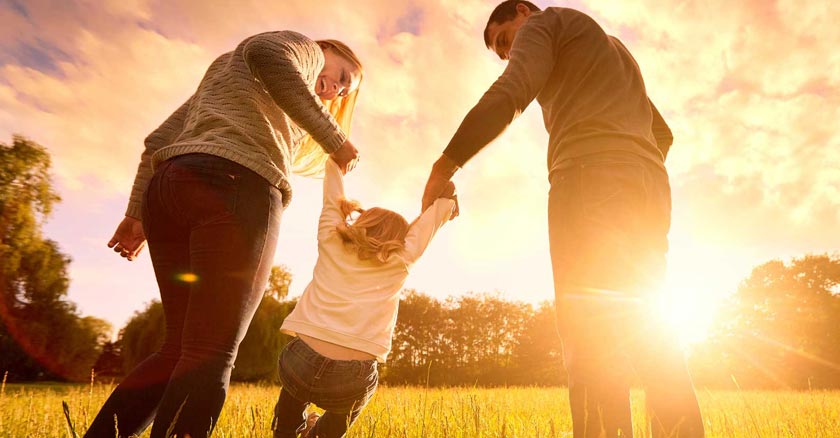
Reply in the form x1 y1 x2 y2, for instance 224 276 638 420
402 198 456 265
317 158 346 240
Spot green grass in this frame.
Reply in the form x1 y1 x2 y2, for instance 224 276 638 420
0 381 839 437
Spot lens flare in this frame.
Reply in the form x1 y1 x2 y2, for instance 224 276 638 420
176 273 199 283
655 284 720 347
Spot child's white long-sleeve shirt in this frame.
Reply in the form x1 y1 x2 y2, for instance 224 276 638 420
280 159 455 362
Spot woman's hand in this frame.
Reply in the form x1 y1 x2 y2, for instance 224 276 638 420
108 216 146 261
330 139 359 174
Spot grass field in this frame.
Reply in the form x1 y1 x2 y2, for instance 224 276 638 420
0 381 839 437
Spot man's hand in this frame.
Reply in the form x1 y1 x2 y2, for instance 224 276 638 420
330 139 359 174
422 154 460 217
440 181 456 199
108 216 146 261
439 181 460 220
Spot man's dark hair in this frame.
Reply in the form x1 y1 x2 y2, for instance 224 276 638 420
483 1 542 48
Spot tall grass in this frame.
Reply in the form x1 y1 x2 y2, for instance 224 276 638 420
0 382 838 437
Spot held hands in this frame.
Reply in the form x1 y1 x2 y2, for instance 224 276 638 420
439 181 460 220
108 216 146 261
422 155 460 220
440 181 457 199
330 139 360 174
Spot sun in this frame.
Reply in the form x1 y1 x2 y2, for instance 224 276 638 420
654 280 721 346
656 235 742 347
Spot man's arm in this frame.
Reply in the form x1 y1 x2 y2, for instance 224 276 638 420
443 19 555 167
422 17 555 211
649 99 673 160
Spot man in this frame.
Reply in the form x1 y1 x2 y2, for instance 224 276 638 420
421 2 704 437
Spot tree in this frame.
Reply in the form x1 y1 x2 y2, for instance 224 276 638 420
0 135 110 381
234 264 298 381
445 293 532 385
232 297 296 381
1 135 60 318
118 300 165 373
387 290 556 386
266 265 293 301
92 341 124 379
388 289 452 384
510 301 566 385
698 254 840 389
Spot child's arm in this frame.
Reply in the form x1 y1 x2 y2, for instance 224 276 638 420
403 183 457 264
317 157 347 240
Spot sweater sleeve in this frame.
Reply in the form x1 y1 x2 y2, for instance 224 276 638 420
242 32 346 153
317 158 346 240
649 99 673 160
402 198 456 265
125 96 192 219
442 14 556 166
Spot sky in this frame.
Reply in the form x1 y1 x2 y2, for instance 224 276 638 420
1 0 838 342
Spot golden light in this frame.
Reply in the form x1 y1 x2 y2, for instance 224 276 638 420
658 235 745 347
176 273 199 283
655 280 721 346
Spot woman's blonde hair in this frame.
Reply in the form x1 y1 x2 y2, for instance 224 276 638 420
335 199 410 264
292 39 364 177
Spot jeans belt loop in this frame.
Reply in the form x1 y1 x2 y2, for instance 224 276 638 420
314 358 329 380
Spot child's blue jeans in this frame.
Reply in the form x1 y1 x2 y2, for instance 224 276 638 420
272 337 379 438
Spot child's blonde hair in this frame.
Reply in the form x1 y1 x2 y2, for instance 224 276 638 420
292 39 364 177
335 199 409 264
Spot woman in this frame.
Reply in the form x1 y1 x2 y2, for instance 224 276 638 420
85 32 364 438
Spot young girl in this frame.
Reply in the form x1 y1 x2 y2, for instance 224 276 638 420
271 157 457 438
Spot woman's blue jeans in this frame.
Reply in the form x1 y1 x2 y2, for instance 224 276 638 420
85 153 283 438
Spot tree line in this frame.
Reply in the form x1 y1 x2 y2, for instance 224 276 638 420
2 136 840 389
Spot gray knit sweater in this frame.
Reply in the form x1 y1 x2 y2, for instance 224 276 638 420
125 31 347 219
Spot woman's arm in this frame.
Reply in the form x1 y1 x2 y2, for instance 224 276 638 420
242 32 346 154
125 96 192 219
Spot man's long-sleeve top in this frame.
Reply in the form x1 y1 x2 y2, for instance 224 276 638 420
443 7 667 173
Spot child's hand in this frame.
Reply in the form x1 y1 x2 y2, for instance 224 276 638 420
439 181 459 219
